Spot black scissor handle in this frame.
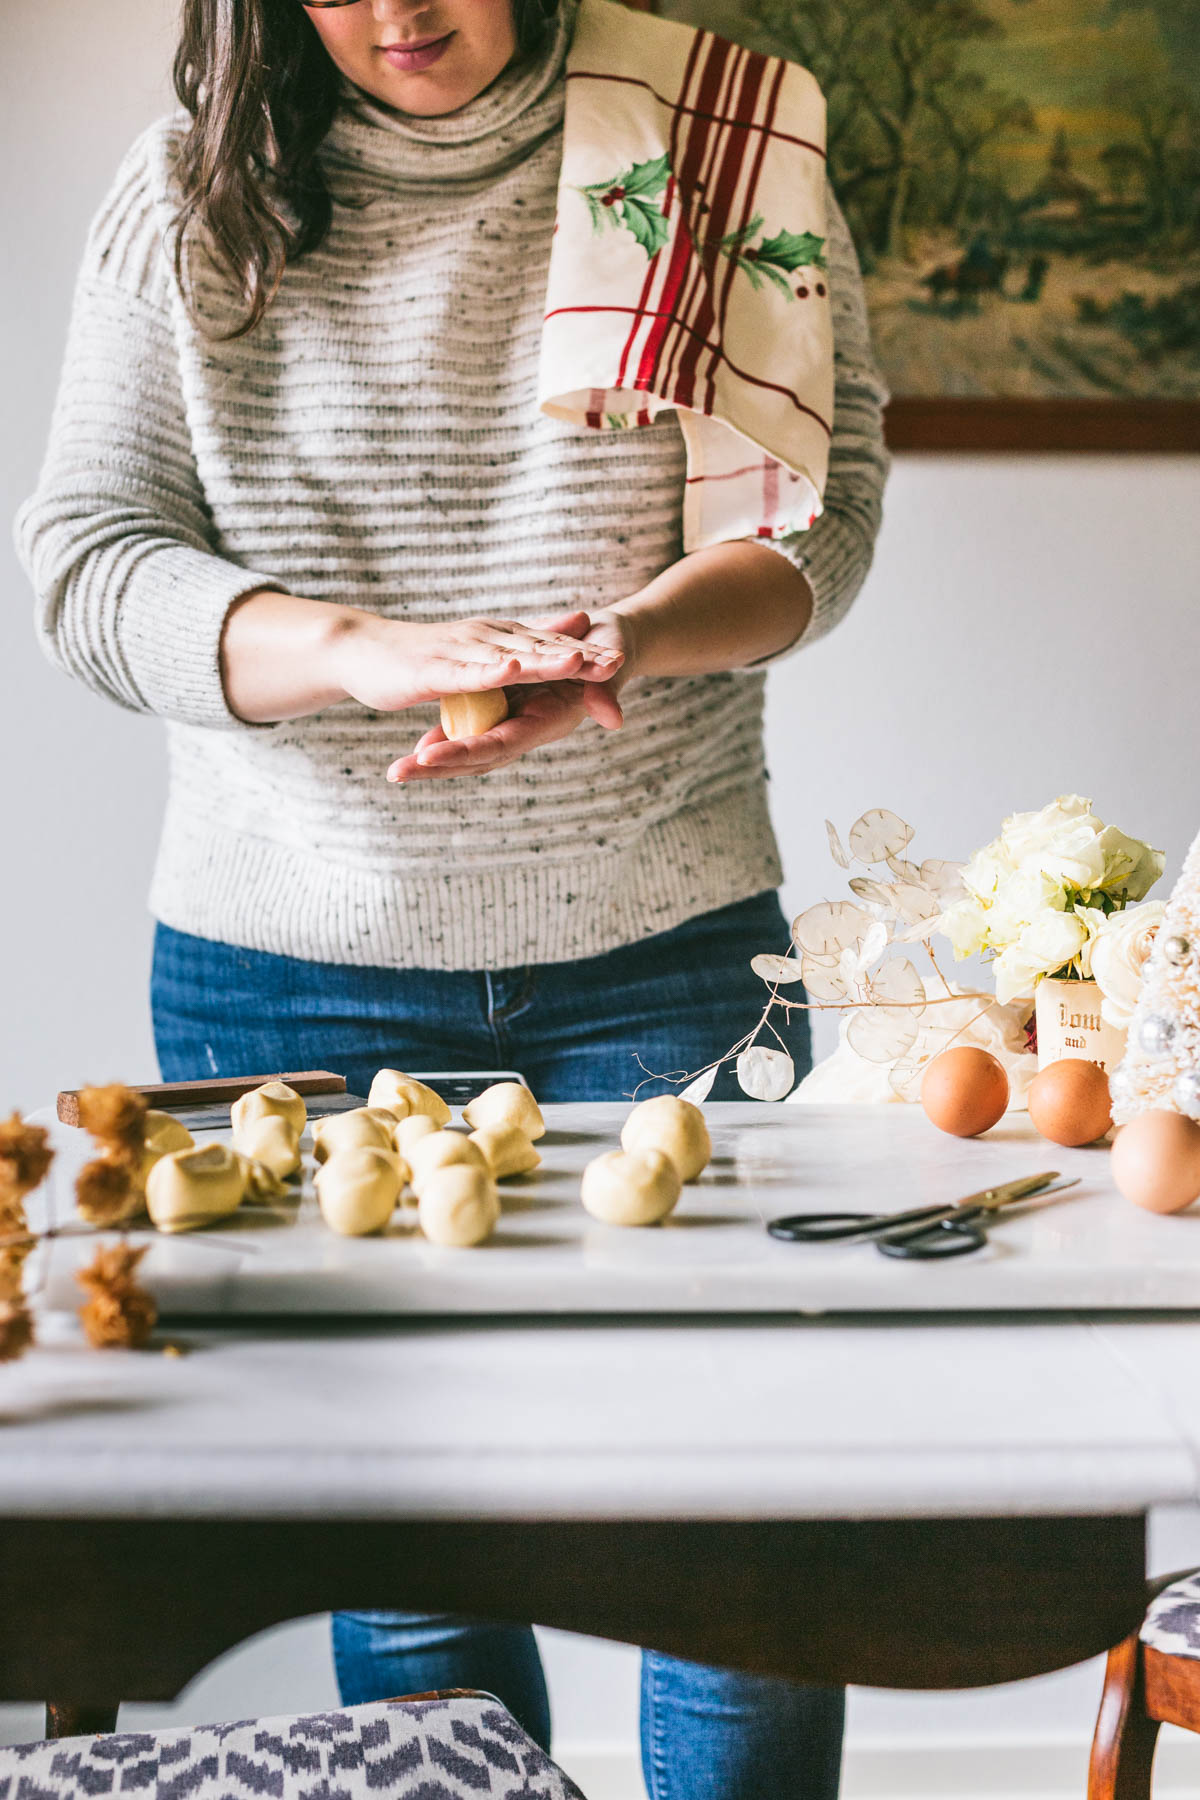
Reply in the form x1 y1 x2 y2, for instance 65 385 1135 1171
768 1211 881 1243
876 1218 988 1260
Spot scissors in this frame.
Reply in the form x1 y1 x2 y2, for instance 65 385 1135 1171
767 1171 1080 1260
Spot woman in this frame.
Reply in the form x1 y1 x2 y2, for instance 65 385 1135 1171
16 0 888 1792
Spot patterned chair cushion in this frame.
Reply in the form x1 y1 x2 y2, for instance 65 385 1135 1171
0 1696 586 1800
1141 1571 1200 1658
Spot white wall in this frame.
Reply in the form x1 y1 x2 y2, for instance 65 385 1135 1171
4 4 1200 1795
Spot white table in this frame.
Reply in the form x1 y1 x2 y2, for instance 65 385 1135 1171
7 1104 1200 1738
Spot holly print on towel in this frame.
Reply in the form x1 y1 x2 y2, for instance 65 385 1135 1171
716 215 827 300
576 154 672 258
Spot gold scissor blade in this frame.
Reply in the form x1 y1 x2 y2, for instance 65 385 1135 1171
955 1172 1064 1212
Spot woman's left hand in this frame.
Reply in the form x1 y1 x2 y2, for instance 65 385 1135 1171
386 610 632 782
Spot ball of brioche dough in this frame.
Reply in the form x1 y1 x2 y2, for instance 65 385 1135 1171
418 1165 501 1246
581 1147 682 1227
468 1123 541 1180
440 690 509 742
462 1082 545 1142
367 1071 452 1127
139 1111 194 1185
233 1112 301 1180
312 1108 395 1164
231 1080 307 1139
620 1096 711 1182
235 1154 289 1203
392 1113 439 1161
146 1143 247 1234
408 1130 489 1197
315 1146 403 1236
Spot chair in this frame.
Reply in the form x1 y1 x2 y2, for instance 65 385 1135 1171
1089 1570 1200 1798
0 1692 585 1800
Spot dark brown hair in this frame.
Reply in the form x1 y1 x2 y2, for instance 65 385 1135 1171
171 0 555 340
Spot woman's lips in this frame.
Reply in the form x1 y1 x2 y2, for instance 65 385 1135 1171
379 34 454 72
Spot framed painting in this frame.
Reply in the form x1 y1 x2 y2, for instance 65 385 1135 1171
631 0 1200 450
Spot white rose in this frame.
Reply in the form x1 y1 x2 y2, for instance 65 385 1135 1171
1073 904 1111 979
1090 902 1167 1027
993 944 1048 1005
993 910 1091 1001
960 844 1013 902
940 897 990 959
988 867 1063 946
1020 908 1090 974
1096 827 1165 902
1026 820 1107 893
1000 796 1092 864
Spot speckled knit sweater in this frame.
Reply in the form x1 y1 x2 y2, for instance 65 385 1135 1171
14 6 889 971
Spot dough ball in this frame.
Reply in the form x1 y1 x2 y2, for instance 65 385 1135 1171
144 1111 194 1158
139 1112 194 1185
440 690 509 742
620 1095 711 1182
315 1146 403 1237
146 1143 247 1235
392 1113 439 1161
468 1123 541 1181
418 1165 501 1247
580 1147 682 1227
311 1108 395 1164
230 1080 307 1139
233 1112 301 1179
408 1130 489 1198
235 1154 289 1203
462 1082 545 1142
367 1070 452 1127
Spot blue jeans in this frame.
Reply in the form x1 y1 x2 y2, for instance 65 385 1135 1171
152 890 843 1800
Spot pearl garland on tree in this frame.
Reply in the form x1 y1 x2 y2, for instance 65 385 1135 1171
1111 825 1200 1124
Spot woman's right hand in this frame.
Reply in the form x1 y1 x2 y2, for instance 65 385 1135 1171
220 591 622 724
330 610 621 713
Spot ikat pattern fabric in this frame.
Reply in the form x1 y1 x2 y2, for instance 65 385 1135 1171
541 0 833 551
0 1697 587 1800
1141 1571 1200 1659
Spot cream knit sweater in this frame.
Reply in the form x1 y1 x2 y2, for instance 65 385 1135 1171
15 8 889 971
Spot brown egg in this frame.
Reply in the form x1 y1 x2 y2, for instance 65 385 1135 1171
1027 1058 1112 1148
1111 1110 1200 1214
920 1047 1009 1138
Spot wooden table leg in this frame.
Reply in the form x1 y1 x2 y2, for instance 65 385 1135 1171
44 1703 120 1739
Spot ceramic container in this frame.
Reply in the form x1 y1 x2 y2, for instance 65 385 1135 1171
1035 977 1127 1073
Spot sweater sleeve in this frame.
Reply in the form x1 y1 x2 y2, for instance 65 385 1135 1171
12 124 284 729
741 178 890 667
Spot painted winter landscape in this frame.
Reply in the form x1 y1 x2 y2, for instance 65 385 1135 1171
664 0 1200 401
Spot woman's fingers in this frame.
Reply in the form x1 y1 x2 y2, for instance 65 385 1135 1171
387 692 581 781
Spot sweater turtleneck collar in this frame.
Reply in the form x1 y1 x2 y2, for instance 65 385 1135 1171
321 2 576 189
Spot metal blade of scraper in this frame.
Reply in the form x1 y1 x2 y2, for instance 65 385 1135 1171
160 1092 369 1132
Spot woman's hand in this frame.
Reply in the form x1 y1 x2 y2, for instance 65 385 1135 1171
386 611 634 783
219 593 623 725
331 610 623 714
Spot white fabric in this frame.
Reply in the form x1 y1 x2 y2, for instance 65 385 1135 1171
541 0 832 551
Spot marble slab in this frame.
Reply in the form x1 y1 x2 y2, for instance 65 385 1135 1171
0 1312 1194 1519
27 1102 1200 1318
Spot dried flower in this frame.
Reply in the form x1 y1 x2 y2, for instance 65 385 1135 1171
76 1243 157 1350
76 1085 148 1161
0 1244 32 1302
75 1157 143 1226
0 1296 34 1364
0 1114 53 1209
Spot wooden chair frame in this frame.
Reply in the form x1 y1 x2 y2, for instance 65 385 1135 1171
1089 1572 1200 1800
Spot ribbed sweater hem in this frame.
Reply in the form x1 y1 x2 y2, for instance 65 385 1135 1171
148 784 784 971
